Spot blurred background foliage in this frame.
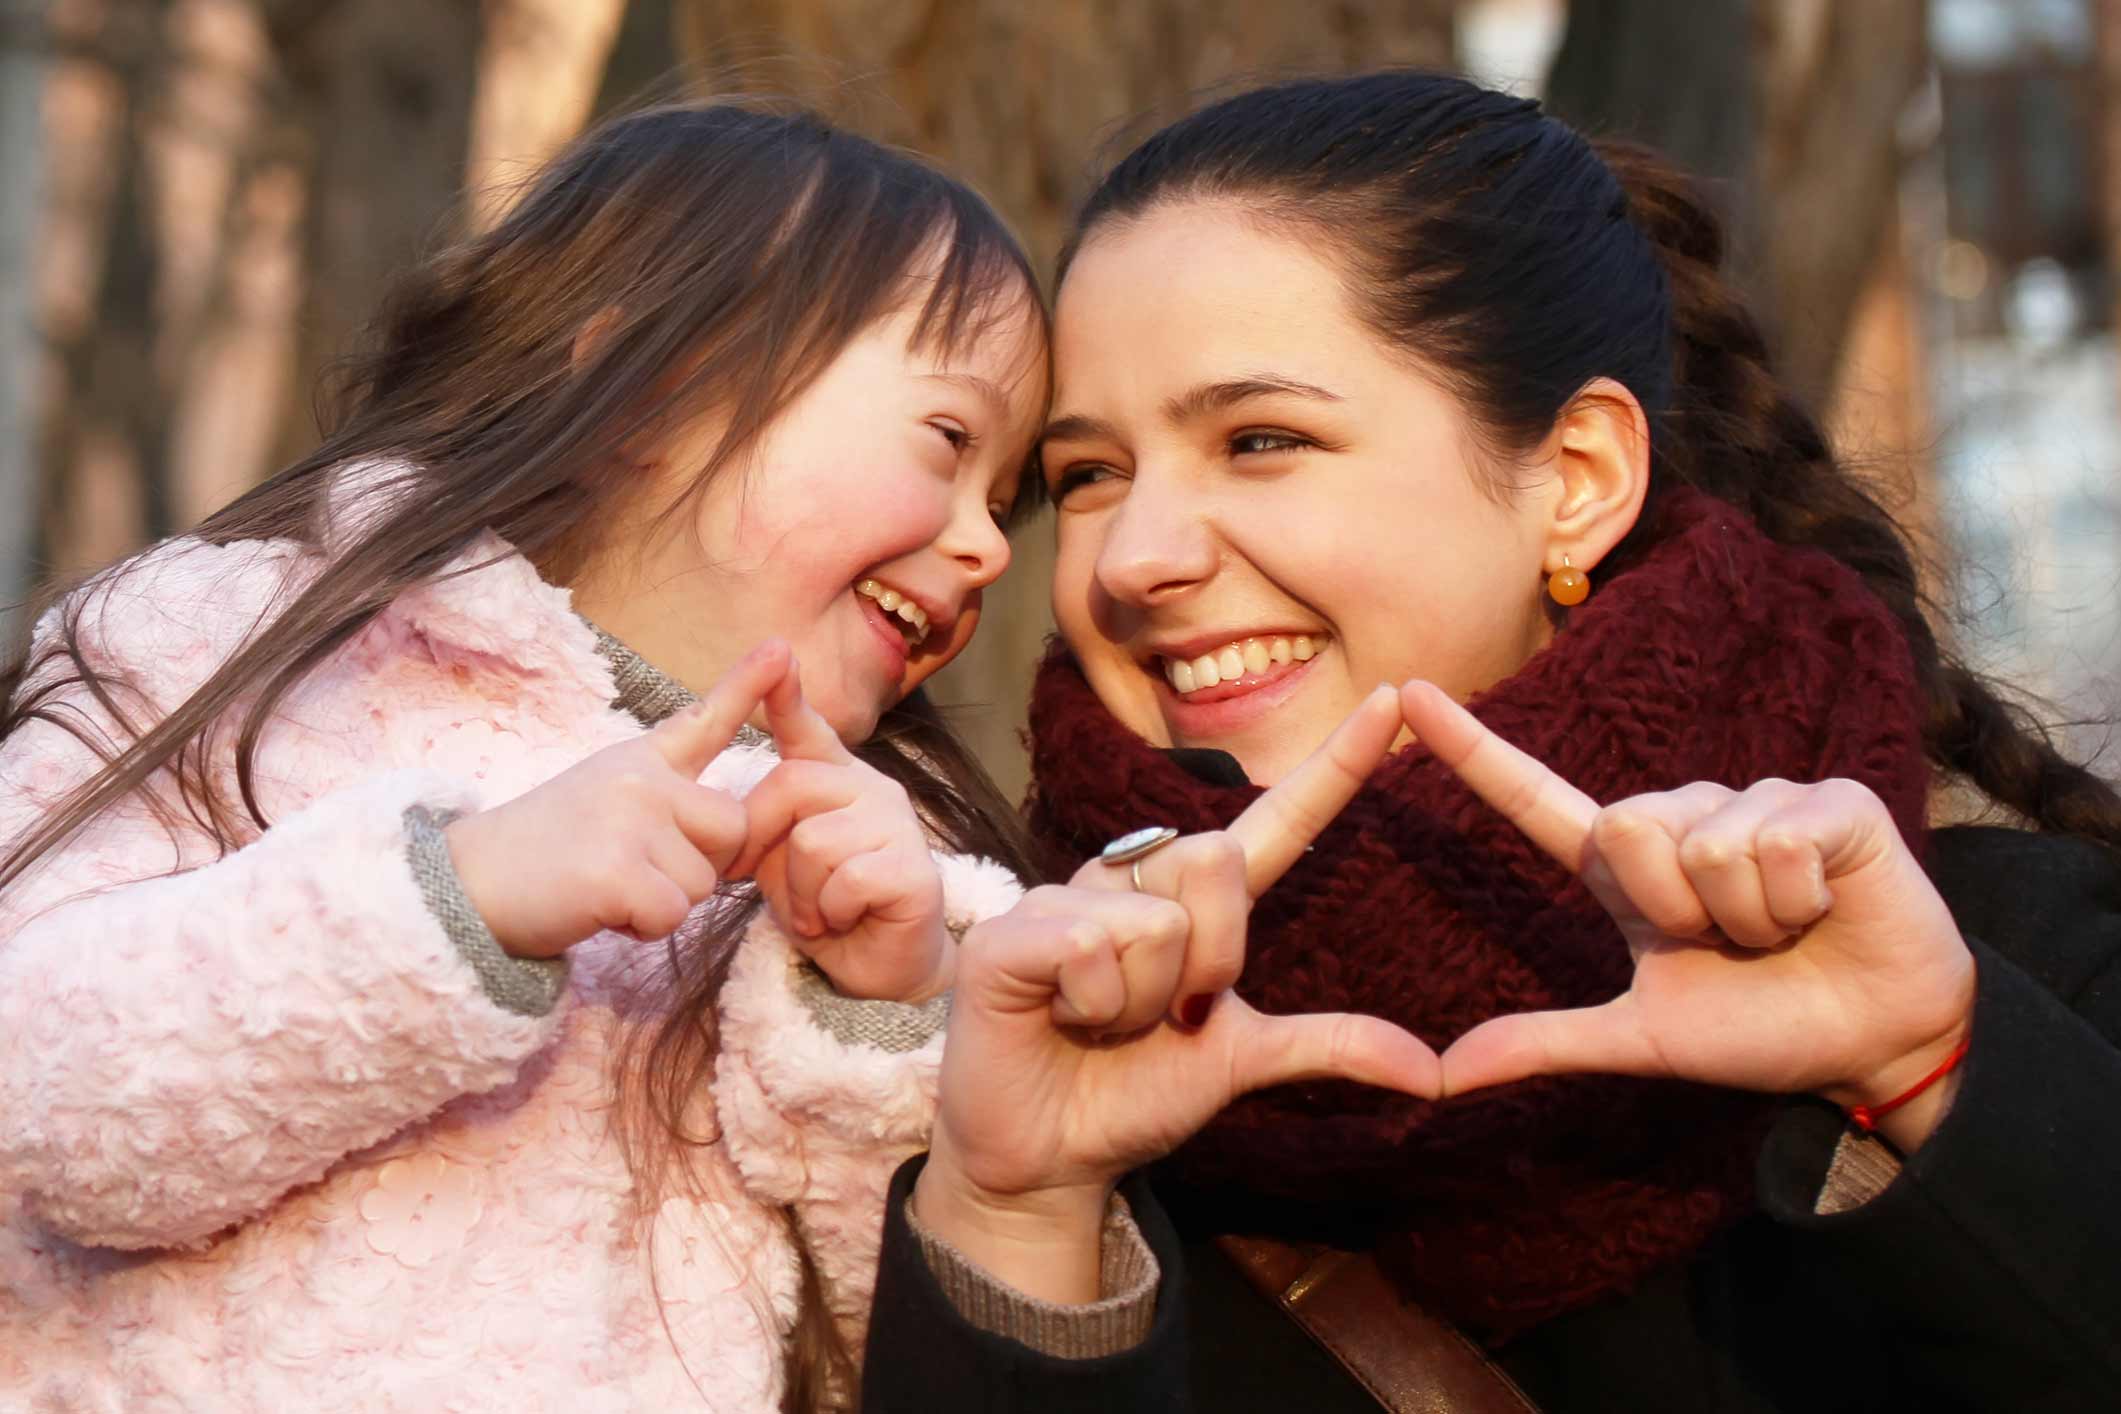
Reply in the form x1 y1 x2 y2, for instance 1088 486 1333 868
0 0 2114 797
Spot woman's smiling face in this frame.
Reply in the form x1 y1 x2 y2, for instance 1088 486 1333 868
1044 200 1561 785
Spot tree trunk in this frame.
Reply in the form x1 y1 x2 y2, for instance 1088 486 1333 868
1755 0 1929 413
0 0 49 642
2096 0 2121 354
466 0 627 231
1543 0 1926 414
265 0 483 461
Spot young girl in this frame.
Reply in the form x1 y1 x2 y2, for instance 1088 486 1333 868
0 103 1048 1411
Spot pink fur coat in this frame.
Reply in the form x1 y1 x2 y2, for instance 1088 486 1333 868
0 524 1022 1411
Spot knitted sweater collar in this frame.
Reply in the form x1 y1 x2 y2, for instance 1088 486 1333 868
584 623 768 754
1025 490 1933 1339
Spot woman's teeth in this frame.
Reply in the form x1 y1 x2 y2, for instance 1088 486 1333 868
1161 635 1318 694
855 578 930 644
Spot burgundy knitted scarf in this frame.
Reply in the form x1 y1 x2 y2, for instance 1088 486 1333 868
1026 490 1932 1340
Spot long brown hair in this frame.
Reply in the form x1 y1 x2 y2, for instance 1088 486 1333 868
1061 71 2121 848
2 101 1045 1410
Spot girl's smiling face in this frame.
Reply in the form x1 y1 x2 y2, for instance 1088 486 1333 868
1044 201 1567 786
575 291 1046 743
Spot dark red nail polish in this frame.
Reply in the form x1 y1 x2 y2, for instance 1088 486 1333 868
1180 993 1214 1028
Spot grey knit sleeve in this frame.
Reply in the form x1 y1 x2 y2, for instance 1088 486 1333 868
791 960 952 1053
1813 1127 1904 1215
402 805 568 1018
903 1189 1160 1358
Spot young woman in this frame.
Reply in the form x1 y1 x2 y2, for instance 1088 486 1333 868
862 71 2121 1412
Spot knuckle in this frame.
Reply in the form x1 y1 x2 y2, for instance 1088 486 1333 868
1593 807 1653 849
1755 827 1808 861
1060 918 1110 958
1022 883 1069 913
1820 777 1881 813
1679 781 1735 810
1677 831 1741 873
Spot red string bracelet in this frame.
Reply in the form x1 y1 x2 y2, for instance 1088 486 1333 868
1847 1035 1971 1134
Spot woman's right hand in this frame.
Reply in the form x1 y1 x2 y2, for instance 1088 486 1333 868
913 687 1442 1301
444 641 791 959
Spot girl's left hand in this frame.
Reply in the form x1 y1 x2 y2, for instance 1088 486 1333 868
1402 681 1977 1152
732 665 952 1004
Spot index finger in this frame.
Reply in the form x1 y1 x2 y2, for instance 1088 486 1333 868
762 656 854 764
1226 684 1401 897
1398 679 1597 871
650 638 791 778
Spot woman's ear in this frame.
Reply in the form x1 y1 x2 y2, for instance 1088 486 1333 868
1541 376 1650 573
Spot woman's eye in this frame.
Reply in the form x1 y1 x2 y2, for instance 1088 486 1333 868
1230 429 1311 456
1049 464 1115 502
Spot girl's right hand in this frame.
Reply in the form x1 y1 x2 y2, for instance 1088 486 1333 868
444 641 792 959
912 687 1443 1301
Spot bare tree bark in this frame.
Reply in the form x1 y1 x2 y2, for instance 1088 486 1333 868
1542 0 1927 414
265 0 483 462
2096 0 2121 354
1756 0 1929 413
1544 0 1760 276
466 0 628 231
0 0 49 640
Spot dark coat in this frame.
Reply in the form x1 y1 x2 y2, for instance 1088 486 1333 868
862 826 2121 1412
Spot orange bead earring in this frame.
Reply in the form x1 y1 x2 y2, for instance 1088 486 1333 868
1547 554 1590 607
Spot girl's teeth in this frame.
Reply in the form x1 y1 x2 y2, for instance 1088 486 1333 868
855 578 928 644
1162 636 1327 696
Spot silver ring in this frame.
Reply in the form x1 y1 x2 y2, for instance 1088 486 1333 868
1101 826 1178 890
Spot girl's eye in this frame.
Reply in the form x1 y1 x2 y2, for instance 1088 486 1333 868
1230 429 1312 456
1049 463 1116 503
931 420 975 452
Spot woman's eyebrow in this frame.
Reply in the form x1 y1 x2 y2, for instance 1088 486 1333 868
1040 412 1122 445
1162 375 1342 424
1042 375 1341 448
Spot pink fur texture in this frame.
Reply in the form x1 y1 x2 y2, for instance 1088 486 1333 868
0 519 1022 1411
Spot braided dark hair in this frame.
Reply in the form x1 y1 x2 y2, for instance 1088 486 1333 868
1061 70 2121 848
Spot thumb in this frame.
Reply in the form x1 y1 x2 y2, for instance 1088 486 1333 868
1438 997 1659 1096
651 639 791 778
1226 1005 1442 1100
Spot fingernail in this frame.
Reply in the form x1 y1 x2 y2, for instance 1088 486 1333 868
1179 993 1214 1028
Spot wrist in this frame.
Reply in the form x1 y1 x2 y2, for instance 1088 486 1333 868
1820 1016 1973 1154
441 815 534 959
896 921 960 1005
913 1145 1113 1304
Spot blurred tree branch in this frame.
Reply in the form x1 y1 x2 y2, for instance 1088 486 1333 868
1546 0 1928 414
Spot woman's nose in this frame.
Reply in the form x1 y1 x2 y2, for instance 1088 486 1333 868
1094 474 1216 606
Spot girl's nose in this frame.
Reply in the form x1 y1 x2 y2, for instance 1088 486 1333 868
940 501 1013 589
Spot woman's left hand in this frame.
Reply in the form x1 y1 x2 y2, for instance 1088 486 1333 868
1402 681 1977 1151
732 664 951 1004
